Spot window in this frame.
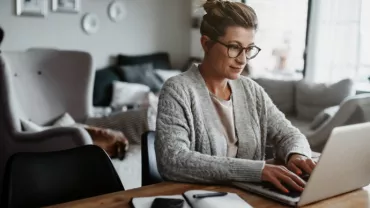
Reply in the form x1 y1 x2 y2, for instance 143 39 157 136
245 0 310 80
304 0 370 89
359 0 370 84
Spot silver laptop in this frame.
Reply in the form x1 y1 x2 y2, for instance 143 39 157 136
233 122 370 207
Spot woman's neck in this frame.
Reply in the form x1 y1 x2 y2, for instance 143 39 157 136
198 63 231 100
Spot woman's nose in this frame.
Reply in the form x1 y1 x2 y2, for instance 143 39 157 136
236 50 247 65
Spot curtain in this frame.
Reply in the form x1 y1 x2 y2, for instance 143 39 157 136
359 0 370 83
305 0 365 84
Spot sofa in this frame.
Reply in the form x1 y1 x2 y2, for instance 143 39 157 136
254 77 370 152
89 52 182 144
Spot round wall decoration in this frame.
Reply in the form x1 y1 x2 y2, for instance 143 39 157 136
81 13 100 35
108 1 126 22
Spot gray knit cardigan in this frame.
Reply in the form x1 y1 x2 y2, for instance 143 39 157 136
155 64 311 183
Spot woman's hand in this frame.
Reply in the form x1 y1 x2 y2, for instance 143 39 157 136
261 164 305 193
287 154 316 175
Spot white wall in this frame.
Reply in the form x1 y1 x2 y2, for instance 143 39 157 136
190 0 205 58
0 0 191 69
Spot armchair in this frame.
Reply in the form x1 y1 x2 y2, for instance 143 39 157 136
306 94 370 152
0 49 94 199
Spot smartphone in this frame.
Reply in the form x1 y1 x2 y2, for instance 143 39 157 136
150 198 185 208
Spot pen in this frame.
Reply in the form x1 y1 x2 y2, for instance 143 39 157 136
193 192 228 199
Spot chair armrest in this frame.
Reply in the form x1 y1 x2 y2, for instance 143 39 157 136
13 126 93 145
307 94 370 151
307 108 356 151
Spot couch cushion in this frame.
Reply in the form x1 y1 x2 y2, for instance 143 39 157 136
254 78 296 115
181 57 202 72
93 67 121 107
115 63 163 93
117 52 172 69
286 116 314 136
296 79 354 121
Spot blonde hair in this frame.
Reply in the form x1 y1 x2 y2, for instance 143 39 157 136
200 0 258 40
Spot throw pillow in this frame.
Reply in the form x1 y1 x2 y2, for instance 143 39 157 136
296 78 354 121
115 63 163 93
110 81 151 109
154 69 182 82
92 106 113 118
21 112 76 132
310 105 340 130
21 119 46 132
53 112 76 127
117 52 172 69
93 67 121 107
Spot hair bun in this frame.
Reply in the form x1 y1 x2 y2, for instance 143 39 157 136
203 0 224 15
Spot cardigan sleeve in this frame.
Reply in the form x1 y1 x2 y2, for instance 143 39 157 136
155 80 265 184
256 84 312 163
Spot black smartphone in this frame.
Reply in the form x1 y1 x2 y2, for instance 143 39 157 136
150 198 185 208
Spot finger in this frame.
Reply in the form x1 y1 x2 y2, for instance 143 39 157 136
307 159 316 170
285 170 306 187
270 177 290 193
288 162 302 175
278 174 304 192
296 160 313 174
279 167 306 187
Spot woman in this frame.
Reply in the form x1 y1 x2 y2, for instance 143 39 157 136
155 0 316 193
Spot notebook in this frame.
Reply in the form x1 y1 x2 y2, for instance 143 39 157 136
131 190 253 208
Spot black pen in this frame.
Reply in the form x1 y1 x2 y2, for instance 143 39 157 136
193 192 228 199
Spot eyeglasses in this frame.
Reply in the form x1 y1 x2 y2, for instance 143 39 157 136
214 39 261 60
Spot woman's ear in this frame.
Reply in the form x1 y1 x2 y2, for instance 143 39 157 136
200 35 212 54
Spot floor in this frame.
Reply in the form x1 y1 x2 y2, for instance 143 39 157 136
111 144 142 190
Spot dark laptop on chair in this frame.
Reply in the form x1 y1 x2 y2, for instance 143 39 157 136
233 122 370 207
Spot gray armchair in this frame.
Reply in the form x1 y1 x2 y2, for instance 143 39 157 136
0 49 94 198
306 94 370 152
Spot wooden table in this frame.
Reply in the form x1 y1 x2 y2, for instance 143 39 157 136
47 182 370 208
48 152 366 208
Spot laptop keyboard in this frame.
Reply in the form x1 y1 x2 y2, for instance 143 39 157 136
260 173 310 198
261 183 302 197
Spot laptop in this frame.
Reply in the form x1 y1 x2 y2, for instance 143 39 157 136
233 122 370 207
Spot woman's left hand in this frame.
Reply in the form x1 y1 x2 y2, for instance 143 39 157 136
287 154 316 175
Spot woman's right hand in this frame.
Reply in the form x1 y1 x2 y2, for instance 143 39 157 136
261 164 306 193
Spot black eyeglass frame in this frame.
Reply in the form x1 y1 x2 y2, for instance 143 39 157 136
213 39 261 60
